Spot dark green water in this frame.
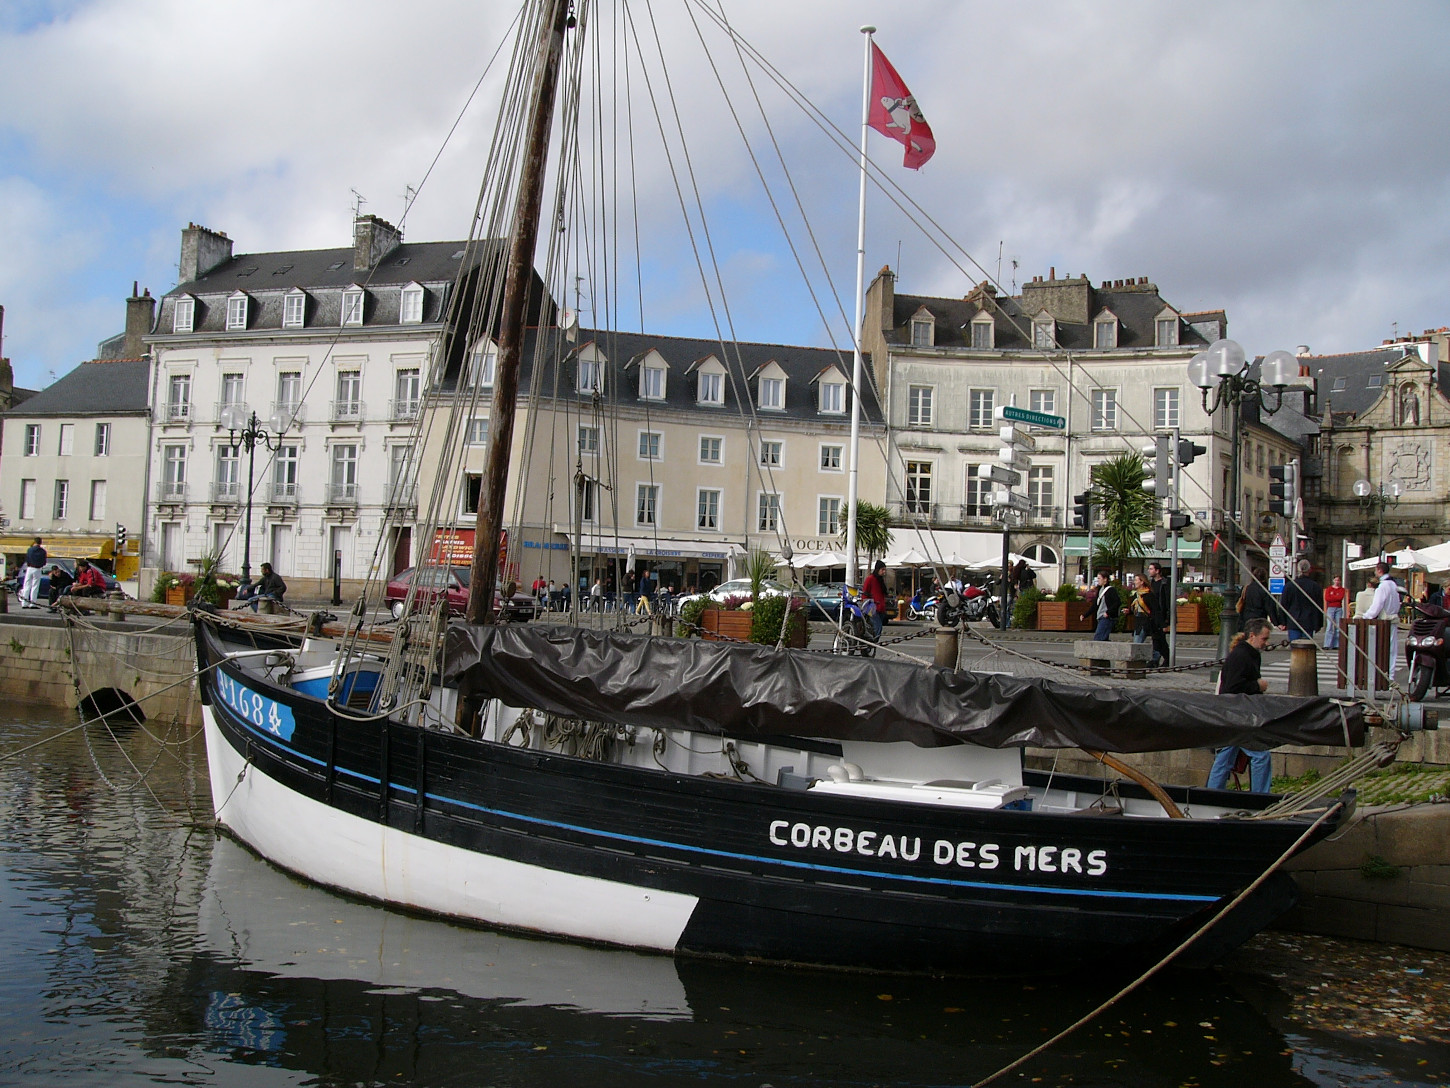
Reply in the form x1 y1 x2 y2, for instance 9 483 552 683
0 704 1440 1087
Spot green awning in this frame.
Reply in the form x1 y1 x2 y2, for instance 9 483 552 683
1063 534 1202 559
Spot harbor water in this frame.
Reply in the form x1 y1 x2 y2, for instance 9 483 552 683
0 703 1444 1087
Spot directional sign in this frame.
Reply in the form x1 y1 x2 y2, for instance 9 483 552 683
977 463 1022 487
1269 577 1286 594
996 405 1066 430
992 490 1031 513
998 424 1037 450
997 447 1031 471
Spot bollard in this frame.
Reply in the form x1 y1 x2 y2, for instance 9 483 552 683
896 599 909 622
108 588 125 623
0 585 7 614
1288 638 1318 696
934 625 959 669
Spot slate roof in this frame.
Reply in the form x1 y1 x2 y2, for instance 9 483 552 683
482 327 885 425
1300 346 1439 419
2 359 149 417
888 277 1218 352
152 239 508 337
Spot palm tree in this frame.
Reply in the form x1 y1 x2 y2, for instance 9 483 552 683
1090 452 1155 576
838 501 894 573
744 548 776 603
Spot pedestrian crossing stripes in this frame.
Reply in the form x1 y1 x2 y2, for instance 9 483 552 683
1256 648 1400 695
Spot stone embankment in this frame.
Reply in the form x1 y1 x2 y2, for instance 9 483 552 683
0 607 1446 952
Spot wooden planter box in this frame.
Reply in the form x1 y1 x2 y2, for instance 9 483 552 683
1037 600 1094 631
164 585 192 606
701 609 754 642
1176 602 1209 633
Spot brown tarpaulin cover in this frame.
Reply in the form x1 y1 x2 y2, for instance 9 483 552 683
443 625 1364 754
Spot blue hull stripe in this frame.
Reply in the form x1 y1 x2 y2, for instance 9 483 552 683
218 700 1219 905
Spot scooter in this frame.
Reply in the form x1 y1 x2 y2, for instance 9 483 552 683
832 586 879 657
907 590 935 622
1406 602 1450 701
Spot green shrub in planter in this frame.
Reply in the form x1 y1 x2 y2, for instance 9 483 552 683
676 596 709 638
1052 582 1083 602
749 594 807 645
1012 586 1046 629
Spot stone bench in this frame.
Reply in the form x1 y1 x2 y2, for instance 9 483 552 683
1072 639 1152 677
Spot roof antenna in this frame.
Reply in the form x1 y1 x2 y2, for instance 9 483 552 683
350 189 367 220
996 241 1003 287
1010 258 1019 293
401 184 417 221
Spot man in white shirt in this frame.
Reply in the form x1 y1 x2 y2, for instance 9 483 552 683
1361 562 1402 681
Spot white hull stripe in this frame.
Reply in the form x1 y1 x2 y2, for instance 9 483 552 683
215 699 1219 905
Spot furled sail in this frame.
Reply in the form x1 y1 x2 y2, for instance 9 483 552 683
445 625 1364 753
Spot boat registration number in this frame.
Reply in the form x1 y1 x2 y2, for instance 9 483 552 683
216 671 296 742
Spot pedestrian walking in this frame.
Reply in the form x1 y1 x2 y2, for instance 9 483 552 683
20 537 46 609
1147 561 1173 667
1208 618 1275 793
1323 575 1346 650
1091 572 1119 641
1361 561 1403 681
1281 560 1324 644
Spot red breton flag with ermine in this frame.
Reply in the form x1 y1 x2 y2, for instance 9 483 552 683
866 43 935 169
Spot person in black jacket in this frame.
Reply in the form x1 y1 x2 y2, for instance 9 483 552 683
1147 561 1173 667
1280 559 1324 643
1239 569 1278 626
1208 619 1275 792
1091 571 1120 641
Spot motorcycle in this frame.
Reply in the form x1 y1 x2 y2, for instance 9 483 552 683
832 586 879 657
1406 602 1450 701
935 584 1001 628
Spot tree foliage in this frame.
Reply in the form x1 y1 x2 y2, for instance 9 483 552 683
838 501 894 571
1089 452 1155 575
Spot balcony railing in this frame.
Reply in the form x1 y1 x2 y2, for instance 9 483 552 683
164 401 191 423
327 482 359 505
384 484 417 509
158 481 187 503
330 400 365 423
390 399 420 422
271 402 307 428
211 480 241 504
268 481 299 505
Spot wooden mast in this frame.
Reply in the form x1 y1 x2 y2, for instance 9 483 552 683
466 0 571 624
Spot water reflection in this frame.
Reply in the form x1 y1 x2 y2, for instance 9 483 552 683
0 704 1442 1087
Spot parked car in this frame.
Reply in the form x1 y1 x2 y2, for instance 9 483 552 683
4 557 119 601
674 578 802 613
384 566 537 622
803 582 846 622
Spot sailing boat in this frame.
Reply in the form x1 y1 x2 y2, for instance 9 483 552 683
192 0 1365 976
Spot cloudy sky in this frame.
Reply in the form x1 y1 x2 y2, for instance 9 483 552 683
2 0 1448 392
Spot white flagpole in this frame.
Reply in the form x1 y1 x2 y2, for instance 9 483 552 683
845 25 875 588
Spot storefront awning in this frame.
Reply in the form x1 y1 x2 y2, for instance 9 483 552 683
560 532 743 561
1062 534 1202 560
0 533 115 559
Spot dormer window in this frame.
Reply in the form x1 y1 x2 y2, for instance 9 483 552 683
641 361 666 400
400 283 424 324
1155 307 1180 346
342 287 365 327
283 289 306 329
577 352 604 394
760 376 784 409
910 308 936 348
1031 311 1055 349
1093 310 1119 349
970 313 994 349
470 341 498 388
819 378 845 414
698 370 723 405
173 296 195 333
226 292 249 331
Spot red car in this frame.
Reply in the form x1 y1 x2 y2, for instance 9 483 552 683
384 565 536 622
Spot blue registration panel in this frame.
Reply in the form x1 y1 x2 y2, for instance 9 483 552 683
216 670 296 742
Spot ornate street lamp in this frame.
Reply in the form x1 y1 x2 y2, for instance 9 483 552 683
219 405 291 584
1353 478 1402 559
1187 340 1309 658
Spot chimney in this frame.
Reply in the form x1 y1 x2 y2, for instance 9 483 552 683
1049 266 1055 280
123 284 156 358
354 214 403 271
179 223 233 284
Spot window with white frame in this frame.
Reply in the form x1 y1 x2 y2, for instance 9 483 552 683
910 316 934 347
23 424 39 456
578 356 603 394
226 293 248 330
759 376 784 410
388 445 415 504
905 461 932 514
819 380 844 414
394 368 421 419
272 445 298 501
818 496 842 536
965 464 991 517
335 370 362 419
969 389 995 430
757 492 781 532
907 385 933 427
1156 315 1179 346
57 423 73 456
697 488 721 530
638 431 661 460
699 435 722 464
330 444 359 502
341 288 365 327
1093 316 1118 349
820 444 842 471
461 473 482 516
89 480 106 521
578 425 599 455
759 439 783 467
168 374 192 420
636 483 659 526
467 418 489 446
161 446 186 499
1091 388 1118 431
220 372 245 409
173 296 195 333
276 371 301 413
1029 389 1056 416
697 370 723 405
472 343 497 387
53 480 69 520
1033 318 1054 348
19 479 35 520
970 316 994 349
400 284 424 324
641 362 665 400
1154 387 1180 430
94 422 110 457
283 290 306 328
1028 465 1054 518
215 446 240 501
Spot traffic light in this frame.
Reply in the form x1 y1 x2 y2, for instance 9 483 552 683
115 524 127 550
1072 492 1093 528
1140 435 1171 499
1176 439 1207 466
1268 460 1298 517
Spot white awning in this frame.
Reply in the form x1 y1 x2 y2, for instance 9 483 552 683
572 533 743 560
